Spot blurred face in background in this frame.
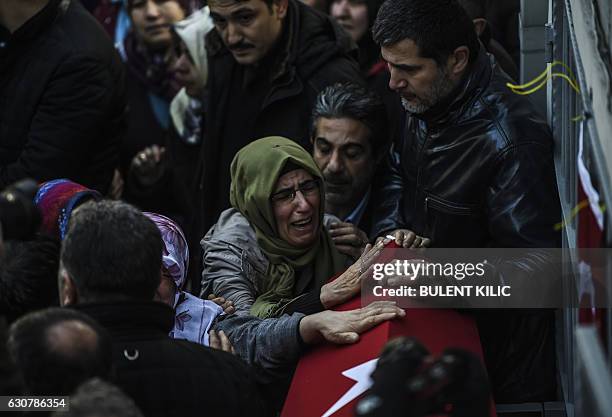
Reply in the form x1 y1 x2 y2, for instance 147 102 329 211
330 0 368 43
209 0 287 65
171 39 205 97
130 0 186 50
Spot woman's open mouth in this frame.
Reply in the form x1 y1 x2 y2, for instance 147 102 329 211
291 217 314 230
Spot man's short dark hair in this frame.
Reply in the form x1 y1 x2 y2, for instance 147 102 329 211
0 236 60 324
61 200 162 302
372 0 480 66
311 82 389 156
52 378 143 417
208 0 275 12
7 308 112 396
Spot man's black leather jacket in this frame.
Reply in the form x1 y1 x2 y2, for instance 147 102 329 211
371 48 562 403
371 48 561 249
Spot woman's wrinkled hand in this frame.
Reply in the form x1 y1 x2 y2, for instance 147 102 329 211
319 238 390 309
299 301 406 344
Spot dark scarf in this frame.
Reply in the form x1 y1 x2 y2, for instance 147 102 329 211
123 31 181 101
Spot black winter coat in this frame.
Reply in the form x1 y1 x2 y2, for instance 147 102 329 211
371 49 561 247
76 301 267 417
371 48 561 403
0 0 125 193
196 0 363 238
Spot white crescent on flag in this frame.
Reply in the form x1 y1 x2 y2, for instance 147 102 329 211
321 358 379 417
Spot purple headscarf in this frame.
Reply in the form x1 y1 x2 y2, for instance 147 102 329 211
143 212 222 346
144 212 189 298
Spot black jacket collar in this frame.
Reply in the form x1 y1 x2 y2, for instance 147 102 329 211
73 301 175 339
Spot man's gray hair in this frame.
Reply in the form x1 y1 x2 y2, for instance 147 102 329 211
310 83 388 155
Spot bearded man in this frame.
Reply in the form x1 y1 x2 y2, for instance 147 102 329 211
370 0 562 405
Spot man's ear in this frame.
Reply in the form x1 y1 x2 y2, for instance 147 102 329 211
274 0 289 19
448 45 470 79
59 269 78 307
472 18 488 37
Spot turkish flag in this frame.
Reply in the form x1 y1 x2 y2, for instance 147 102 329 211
281 242 494 417
281 296 491 417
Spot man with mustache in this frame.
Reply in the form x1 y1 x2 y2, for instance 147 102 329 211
196 0 363 243
310 82 410 259
370 0 561 405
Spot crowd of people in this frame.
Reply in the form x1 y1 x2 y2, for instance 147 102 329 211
1 0 559 415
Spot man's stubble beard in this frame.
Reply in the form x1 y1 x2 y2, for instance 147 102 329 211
400 67 455 115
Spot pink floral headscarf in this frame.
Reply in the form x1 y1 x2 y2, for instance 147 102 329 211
143 212 189 301
143 212 222 346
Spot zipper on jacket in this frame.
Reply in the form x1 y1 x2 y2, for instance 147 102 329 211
415 126 430 187
414 125 431 217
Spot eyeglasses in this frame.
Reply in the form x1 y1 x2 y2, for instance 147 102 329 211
270 179 320 204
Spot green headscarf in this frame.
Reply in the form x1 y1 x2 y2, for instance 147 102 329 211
230 136 345 318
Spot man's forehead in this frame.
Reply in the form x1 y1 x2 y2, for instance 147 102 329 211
209 0 261 13
381 38 426 64
316 117 372 147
